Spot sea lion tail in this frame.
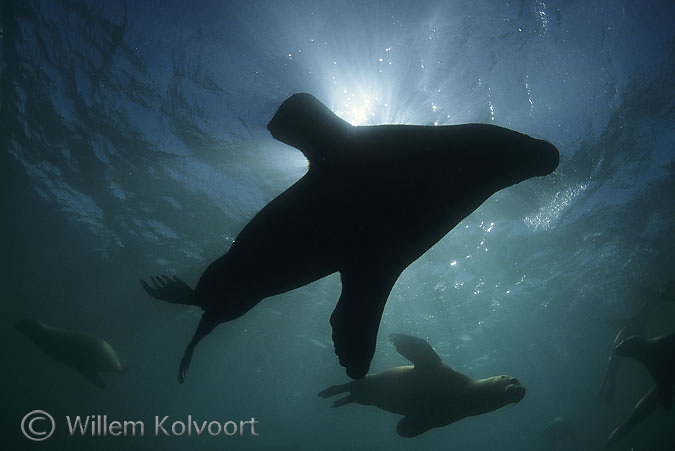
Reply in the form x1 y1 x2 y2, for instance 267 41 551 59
318 384 354 407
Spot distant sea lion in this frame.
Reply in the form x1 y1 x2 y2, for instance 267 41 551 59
141 92 559 383
605 333 675 447
318 334 525 437
597 281 673 403
15 319 126 388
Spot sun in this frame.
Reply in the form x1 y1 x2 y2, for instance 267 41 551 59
332 89 386 126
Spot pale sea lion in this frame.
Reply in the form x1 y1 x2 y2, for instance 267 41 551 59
318 334 526 437
141 93 559 383
605 333 675 447
15 318 126 388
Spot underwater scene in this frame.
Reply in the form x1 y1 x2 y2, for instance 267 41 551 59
2 0 675 450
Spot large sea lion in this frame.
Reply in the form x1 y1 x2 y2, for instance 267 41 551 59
318 334 526 437
605 333 675 447
141 92 559 383
15 318 126 388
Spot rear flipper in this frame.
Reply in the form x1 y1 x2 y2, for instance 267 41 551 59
318 383 351 398
318 383 354 407
331 269 398 379
140 275 196 305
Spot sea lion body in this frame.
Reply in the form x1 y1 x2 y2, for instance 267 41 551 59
320 334 525 437
142 93 559 383
15 319 126 388
348 365 519 423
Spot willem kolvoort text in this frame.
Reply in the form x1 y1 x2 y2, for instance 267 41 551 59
66 415 259 437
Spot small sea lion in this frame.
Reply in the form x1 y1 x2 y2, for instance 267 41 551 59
141 93 559 383
15 318 126 388
605 333 675 447
318 334 525 437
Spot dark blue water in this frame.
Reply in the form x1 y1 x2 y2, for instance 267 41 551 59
2 0 674 450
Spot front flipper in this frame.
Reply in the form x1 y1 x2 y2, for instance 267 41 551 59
397 416 433 437
140 275 196 305
77 368 106 388
390 334 442 369
330 269 398 379
178 313 219 384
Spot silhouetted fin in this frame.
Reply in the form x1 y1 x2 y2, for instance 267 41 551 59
389 334 442 369
330 270 398 379
140 275 196 305
267 92 352 168
77 368 106 388
178 313 219 383
397 416 433 438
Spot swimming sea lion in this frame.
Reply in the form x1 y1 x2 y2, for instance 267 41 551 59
318 334 526 437
597 281 673 403
605 333 675 447
141 92 559 383
15 318 126 388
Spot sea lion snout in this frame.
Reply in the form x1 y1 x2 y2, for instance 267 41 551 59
504 377 526 403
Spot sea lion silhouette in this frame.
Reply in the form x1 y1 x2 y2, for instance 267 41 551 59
319 334 526 437
141 93 559 383
15 318 127 388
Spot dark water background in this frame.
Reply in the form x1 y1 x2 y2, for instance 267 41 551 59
1 0 674 450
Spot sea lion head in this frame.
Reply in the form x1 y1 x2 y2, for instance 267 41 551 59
485 375 526 405
267 93 351 159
